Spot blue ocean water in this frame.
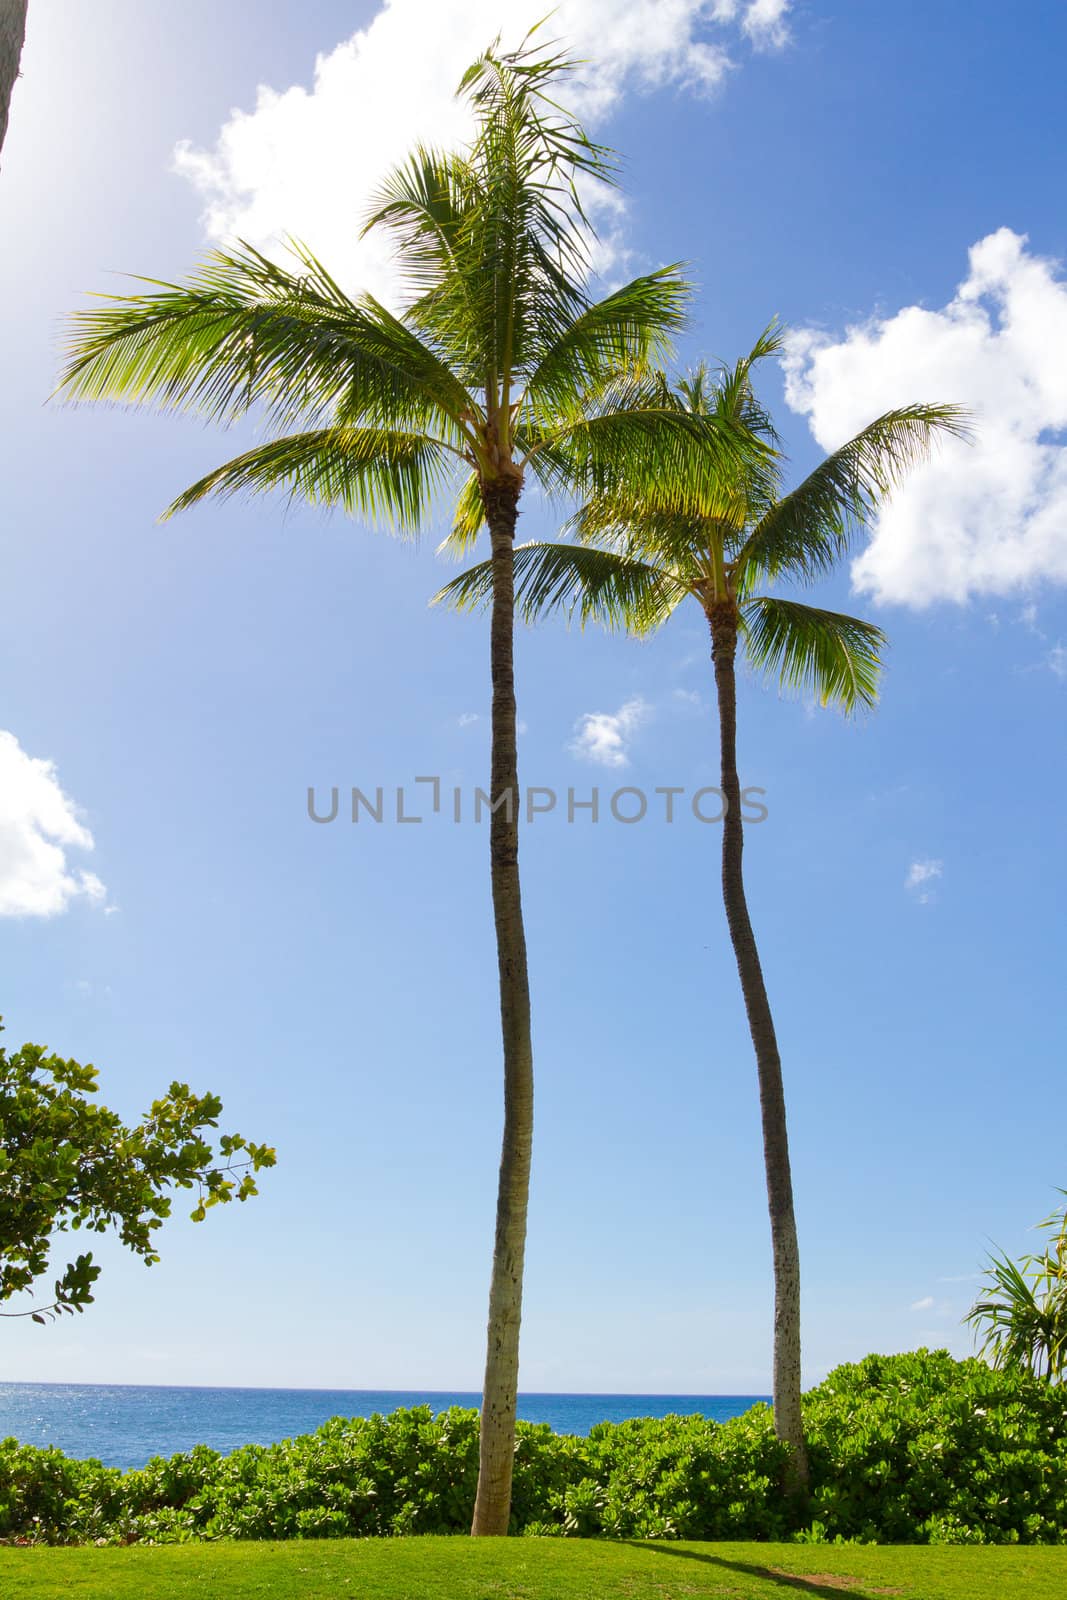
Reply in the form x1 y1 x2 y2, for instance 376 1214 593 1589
0 1384 767 1471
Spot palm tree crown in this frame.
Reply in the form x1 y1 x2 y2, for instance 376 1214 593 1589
436 323 967 708
57 36 745 537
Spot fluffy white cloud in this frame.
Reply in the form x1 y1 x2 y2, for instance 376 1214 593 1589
783 230 1067 607
910 1295 935 1312
174 1 790 300
905 859 942 905
570 696 649 766
0 731 108 918
738 0 792 47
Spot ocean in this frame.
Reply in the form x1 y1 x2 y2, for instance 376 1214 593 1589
0 1384 767 1471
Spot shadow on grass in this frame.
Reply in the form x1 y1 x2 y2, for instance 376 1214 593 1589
620 1540 897 1599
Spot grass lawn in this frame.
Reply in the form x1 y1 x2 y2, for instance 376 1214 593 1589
2 1537 1065 1599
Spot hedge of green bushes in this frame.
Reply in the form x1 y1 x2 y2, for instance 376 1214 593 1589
2 1351 1065 1545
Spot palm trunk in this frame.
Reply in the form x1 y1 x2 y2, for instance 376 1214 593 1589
708 601 810 1496
0 0 29 162
471 475 534 1536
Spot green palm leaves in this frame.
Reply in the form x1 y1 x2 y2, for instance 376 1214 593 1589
742 598 886 711
436 539 683 634
435 331 967 711
56 33 754 538
740 403 970 585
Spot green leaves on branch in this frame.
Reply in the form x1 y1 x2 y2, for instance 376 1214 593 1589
0 1019 276 1326
28 1254 99 1326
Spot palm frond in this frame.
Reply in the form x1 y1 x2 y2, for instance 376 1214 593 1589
436 470 486 557
562 498 720 587
738 404 971 585
433 540 685 634
162 427 458 531
57 242 475 439
363 145 474 288
741 596 887 712
668 327 786 528
521 268 690 420
459 29 617 203
369 34 618 397
703 319 786 445
524 371 757 511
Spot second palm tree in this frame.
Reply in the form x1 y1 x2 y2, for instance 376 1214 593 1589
438 327 966 1492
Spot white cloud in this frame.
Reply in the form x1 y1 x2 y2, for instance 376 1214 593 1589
457 712 480 728
905 858 943 905
740 0 792 47
1048 643 1067 680
174 1 791 300
783 229 1067 607
910 1295 935 1312
570 696 649 767
0 731 108 918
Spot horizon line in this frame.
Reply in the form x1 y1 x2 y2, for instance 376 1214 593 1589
0 1379 772 1399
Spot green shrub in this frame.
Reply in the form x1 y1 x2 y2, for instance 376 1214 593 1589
803 1349 1067 1544
1 1351 1064 1546
578 1404 790 1540
0 1439 124 1542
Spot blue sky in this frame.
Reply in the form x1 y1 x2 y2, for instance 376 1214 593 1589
1 0 1065 1393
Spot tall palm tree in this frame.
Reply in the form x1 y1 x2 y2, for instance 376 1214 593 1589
437 326 967 1493
55 37 749 1534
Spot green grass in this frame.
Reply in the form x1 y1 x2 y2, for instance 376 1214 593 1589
2 1538 1065 1599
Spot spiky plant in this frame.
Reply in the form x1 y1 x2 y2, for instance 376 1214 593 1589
966 1193 1067 1381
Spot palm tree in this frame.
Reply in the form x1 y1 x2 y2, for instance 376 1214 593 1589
55 36 749 1534
436 327 967 1493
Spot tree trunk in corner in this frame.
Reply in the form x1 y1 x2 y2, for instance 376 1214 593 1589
471 475 534 1537
0 0 29 162
708 600 810 1496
